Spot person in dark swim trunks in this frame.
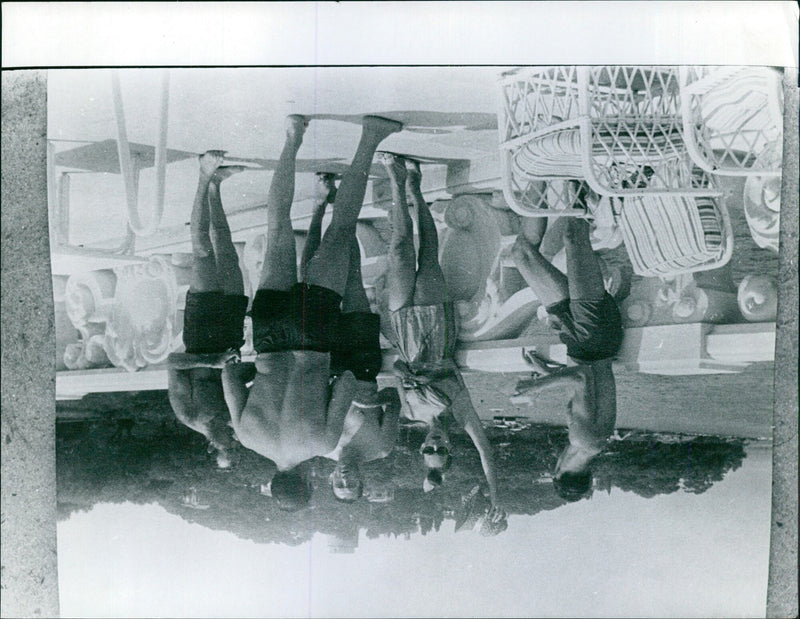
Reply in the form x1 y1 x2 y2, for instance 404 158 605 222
167 151 249 469
221 115 402 511
511 181 624 502
302 172 402 502
378 153 504 523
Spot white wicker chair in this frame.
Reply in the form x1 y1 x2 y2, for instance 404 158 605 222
617 195 734 277
680 66 783 177
497 66 717 217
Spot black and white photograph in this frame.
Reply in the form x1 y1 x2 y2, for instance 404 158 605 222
2 3 797 618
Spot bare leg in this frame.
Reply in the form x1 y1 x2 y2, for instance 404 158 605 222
563 218 606 301
511 216 570 307
301 173 337 280
379 153 417 311
561 181 606 301
406 159 446 305
306 116 402 296
257 115 307 291
207 166 246 296
190 151 225 292
340 236 371 313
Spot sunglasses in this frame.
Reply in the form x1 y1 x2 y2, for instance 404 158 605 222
421 445 451 457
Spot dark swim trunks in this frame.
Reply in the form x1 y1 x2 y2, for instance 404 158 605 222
546 292 623 362
251 283 342 353
330 311 383 383
183 291 248 354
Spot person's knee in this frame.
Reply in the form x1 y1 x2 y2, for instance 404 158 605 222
563 219 590 244
209 228 234 246
192 238 214 260
388 253 417 282
389 233 416 261
415 264 445 287
210 235 238 257
511 235 539 265
414 280 445 303
213 246 240 268
267 220 295 240
319 223 356 253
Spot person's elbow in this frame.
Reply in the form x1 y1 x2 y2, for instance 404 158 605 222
331 371 357 414
232 421 254 451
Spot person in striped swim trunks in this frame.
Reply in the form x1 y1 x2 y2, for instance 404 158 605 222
379 152 504 523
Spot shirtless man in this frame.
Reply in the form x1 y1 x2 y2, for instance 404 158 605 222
511 182 623 502
324 378 401 503
379 153 503 518
222 115 401 511
167 151 248 469
302 173 402 502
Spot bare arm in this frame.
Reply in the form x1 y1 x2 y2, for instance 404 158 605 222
449 384 500 506
221 363 251 427
376 387 401 456
515 365 584 395
571 360 616 442
168 350 239 370
324 371 356 451
168 368 202 430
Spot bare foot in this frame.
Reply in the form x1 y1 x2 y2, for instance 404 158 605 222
404 158 422 191
199 150 226 177
285 114 308 146
212 165 247 183
520 215 548 248
362 115 403 142
377 152 407 185
315 172 338 204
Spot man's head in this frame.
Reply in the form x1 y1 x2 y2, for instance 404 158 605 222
197 416 236 472
330 461 364 502
421 425 452 492
271 468 312 511
553 442 596 502
553 470 593 502
206 417 237 469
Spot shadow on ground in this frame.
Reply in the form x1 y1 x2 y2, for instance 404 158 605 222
56 391 748 548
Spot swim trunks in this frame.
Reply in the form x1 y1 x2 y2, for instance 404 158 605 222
183 291 248 354
545 292 623 362
330 311 383 383
389 301 458 365
251 283 341 353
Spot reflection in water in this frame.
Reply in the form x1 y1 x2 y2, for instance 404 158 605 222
56 398 747 551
